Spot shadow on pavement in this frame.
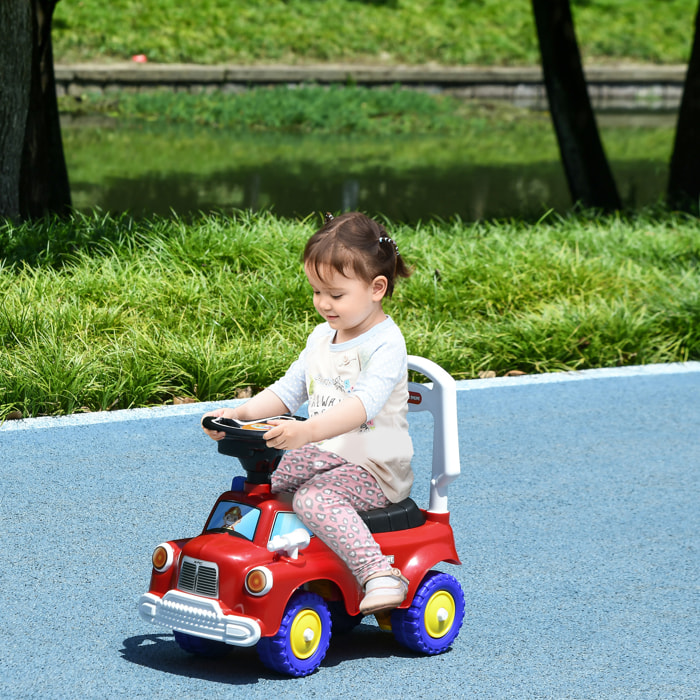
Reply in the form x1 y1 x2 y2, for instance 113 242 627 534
120 623 421 684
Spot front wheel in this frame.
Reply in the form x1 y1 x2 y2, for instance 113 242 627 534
391 571 465 655
257 591 332 677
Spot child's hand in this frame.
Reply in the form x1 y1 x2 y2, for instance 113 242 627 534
264 419 311 451
201 407 238 441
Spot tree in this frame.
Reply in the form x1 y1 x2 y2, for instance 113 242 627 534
0 0 70 220
668 1 700 214
0 2 33 219
532 0 621 212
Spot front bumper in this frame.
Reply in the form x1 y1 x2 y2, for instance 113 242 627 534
139 590 261 647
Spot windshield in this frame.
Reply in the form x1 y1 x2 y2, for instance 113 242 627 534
270 511 313 541
205 500 261 541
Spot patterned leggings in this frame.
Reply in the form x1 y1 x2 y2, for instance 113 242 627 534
271 444 392 585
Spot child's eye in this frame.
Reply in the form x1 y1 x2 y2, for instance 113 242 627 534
331 294 343 299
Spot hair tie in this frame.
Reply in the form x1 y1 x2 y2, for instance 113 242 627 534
324 212 335 224
378 236 400 257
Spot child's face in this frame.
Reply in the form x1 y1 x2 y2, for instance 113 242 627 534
305 263 388 343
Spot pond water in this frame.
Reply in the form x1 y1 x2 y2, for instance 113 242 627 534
62 111 675 223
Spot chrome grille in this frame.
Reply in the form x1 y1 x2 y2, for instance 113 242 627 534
177 557 219 598
179 561 197 590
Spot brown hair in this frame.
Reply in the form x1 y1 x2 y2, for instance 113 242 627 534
303 212 412 298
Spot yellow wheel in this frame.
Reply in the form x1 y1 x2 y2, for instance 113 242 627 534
289 608 323 659
424 589 456 638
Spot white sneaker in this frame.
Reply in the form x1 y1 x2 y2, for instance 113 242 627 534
359 568 409 615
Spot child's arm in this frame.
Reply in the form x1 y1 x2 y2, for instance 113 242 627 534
234 389 291 421
202 389 291 441
263 395 366 451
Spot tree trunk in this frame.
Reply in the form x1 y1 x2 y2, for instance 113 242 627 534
532 0 621 212
19 0 72 219
0 1 33 219
668 2 700 214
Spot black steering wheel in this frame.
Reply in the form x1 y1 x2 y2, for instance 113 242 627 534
202 414 305 484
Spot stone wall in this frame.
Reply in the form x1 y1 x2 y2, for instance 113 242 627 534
55 63 686 111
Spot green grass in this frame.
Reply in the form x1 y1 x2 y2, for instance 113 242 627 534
1 210 698 419
52 0 697 66
66 85 509 135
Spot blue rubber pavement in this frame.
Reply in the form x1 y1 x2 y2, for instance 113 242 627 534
1 364 699 699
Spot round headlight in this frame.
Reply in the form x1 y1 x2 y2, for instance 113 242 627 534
152 543 174 572
245 566 273 596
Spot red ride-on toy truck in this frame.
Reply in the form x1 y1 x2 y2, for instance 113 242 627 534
139 356 464 677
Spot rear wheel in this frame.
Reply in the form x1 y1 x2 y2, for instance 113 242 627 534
391 571 464 655
257 591 332 677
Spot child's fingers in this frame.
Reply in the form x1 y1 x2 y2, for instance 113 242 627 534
263 423 284 441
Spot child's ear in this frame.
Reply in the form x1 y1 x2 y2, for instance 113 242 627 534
372 276 389 300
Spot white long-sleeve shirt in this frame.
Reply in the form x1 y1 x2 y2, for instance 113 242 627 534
268 317 414 502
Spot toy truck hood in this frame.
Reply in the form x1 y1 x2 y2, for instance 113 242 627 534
181 531 263 564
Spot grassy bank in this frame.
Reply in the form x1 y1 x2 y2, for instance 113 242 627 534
63 87 537 136
1 211 698 419
52 0 697 66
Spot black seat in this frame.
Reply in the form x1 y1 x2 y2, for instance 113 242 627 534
359 498 425 534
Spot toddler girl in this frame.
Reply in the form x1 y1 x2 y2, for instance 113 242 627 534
203 211 413 614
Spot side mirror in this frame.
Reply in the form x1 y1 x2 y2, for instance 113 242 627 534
267 528 311 559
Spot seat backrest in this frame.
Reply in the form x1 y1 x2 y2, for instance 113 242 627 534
407 356 461 514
